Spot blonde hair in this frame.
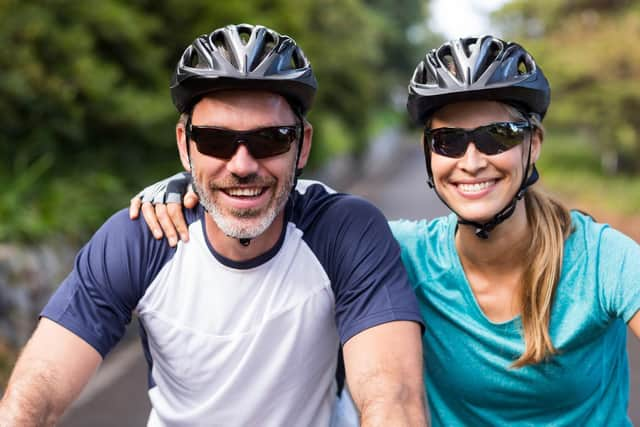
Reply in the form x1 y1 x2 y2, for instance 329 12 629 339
513 187 572 367
503 105 573 367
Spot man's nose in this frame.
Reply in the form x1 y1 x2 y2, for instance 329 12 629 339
226 144 260 177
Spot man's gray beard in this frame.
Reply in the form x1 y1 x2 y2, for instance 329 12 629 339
192 169 295 240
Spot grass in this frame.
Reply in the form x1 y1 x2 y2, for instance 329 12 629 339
537 131 640 215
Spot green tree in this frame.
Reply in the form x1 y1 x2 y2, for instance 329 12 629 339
493 0 640 174
0 0 430 242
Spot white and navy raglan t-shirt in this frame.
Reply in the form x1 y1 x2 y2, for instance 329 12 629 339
42 179 423 427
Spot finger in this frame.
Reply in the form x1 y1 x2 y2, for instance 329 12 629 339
129 197 142 219
184 187 200 209
168 203 190 242
141 202 164 240
155 204 179 247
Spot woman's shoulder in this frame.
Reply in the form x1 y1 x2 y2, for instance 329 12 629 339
568 209 638 253
389 214 454 250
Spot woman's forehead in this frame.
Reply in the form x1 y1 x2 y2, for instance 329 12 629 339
431 101 516 128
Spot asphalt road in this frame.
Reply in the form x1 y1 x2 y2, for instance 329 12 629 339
60 142 640 425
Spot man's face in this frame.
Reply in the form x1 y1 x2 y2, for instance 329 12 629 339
182 91 303 240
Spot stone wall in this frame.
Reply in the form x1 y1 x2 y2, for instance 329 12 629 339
0 242 77 347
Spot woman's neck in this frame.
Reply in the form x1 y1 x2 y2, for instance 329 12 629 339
455 200 531 275
455 200 532 321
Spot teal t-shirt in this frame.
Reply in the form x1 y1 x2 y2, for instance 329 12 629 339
390 211 640 426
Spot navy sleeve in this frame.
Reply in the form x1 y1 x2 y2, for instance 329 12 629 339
41 208 176 357
295 187 424 344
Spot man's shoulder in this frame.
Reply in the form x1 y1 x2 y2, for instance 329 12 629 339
83 207 194 273
97 208 157 245
291 181 395 259
99 205 203 242
293 179 385 222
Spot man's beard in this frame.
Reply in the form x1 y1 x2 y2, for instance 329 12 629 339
192 166 295 240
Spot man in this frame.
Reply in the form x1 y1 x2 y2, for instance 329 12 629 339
0 24 426 426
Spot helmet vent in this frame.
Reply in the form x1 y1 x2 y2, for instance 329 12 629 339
437 46 459 79
426 67 437 85
264 38 276 54
211 32 234 66
517 55 531 75
461 38 477 57
186 49 199 68
211 31 227 50
290 49 306 70
252 33 278 70
415 63 427 84
238 27 252 45
475 42 500 78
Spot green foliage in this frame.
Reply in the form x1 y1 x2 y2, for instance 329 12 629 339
538 131 640 214
0 0 431 242
0 338 16 388
492 0 640 175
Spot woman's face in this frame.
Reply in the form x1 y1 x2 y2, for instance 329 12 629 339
428 101 541 223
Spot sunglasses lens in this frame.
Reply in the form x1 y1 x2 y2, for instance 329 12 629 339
248 127 298 158
191 126 299 159
426 122 529 158
428 130 468 158
191 128 236 158
481 123 529 154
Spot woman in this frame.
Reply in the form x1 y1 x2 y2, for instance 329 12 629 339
131 36 640 425
397 35 640 426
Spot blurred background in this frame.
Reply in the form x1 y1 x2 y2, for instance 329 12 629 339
1 0 639 418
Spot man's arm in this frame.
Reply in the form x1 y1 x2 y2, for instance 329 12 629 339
0 318 101 426
343 320 427 427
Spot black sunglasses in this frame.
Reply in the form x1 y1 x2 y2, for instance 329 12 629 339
424 121 531 158
188 124 301 159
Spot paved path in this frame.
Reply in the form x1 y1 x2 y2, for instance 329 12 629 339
61 141 640 425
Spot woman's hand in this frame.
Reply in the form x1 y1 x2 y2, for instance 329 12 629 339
129 172 199 247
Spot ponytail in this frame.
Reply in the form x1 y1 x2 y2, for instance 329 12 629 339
512 188 572 367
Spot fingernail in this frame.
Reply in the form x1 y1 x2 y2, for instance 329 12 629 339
153 230 162 239
180 233 189 242
169 237 177 247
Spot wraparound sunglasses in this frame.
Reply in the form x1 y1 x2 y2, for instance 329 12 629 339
424 121 531 158
188 124 301 159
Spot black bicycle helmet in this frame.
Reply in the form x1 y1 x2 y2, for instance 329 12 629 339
171 24 317 114
407 35 550 125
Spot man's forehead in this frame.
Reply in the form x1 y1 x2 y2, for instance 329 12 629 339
199 90 290 108
192 90 297 125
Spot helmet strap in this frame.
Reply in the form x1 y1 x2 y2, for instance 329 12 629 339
185 114 193 163
292 108 305 182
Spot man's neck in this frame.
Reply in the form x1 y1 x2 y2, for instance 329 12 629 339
204 213 285 262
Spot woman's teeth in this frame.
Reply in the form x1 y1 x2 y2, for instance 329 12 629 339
457 180 495 193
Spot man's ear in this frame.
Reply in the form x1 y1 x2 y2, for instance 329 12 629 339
176 122 191 171
297 121 313 169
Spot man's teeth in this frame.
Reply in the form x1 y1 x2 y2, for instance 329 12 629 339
226 187 263 197
458 180 495 193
